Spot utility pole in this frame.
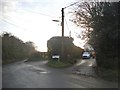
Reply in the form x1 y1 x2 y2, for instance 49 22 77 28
61 8 64 61
53 2 79 61
61 8 64 37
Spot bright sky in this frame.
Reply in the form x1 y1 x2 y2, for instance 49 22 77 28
0 0 85 52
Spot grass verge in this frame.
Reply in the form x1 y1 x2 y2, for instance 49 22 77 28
2 58 27 65
46 60 72 68
95 67 119 82
26 57 46 62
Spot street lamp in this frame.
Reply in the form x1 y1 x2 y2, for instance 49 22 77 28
52 8 65 60
52 2 79 37
52 20 60 22
52 9 64 61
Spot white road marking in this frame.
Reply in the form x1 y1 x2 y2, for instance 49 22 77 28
76 60 86 66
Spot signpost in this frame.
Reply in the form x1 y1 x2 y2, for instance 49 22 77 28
52 55 60 62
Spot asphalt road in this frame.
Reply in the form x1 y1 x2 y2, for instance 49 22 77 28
2 59 118 88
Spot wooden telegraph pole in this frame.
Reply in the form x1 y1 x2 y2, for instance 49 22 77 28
60 2 79 61
61 8 64 37
61 8 64 61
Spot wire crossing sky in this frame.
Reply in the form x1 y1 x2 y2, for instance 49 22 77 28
0 0 85 52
